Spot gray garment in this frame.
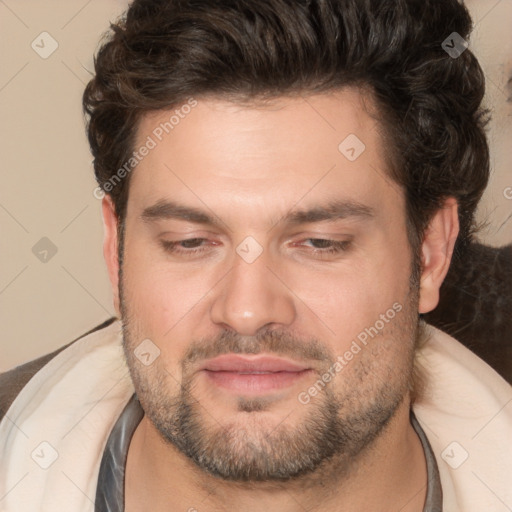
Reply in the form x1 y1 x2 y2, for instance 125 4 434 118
95 395 442 511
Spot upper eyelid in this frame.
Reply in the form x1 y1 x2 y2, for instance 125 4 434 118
160 236 353 248
160 237 351 253
159 234 352 241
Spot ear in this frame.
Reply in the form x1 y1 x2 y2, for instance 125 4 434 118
418 197 459 314
101 195 121 317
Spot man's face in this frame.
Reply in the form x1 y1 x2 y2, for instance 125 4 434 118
117 89 420 481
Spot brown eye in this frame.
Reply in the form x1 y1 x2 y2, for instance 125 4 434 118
160 237 219 258
308 239 334 249
300 239 352 256
180 238 205 248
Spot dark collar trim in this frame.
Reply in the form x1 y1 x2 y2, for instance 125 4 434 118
95 395 442 511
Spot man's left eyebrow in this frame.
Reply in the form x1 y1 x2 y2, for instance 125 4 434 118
282 199 375 225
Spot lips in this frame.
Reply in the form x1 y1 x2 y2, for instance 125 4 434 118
200 354 310 373
199 355 312 394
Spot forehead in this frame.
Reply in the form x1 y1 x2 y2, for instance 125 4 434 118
128 89 403 226
135 89 379 159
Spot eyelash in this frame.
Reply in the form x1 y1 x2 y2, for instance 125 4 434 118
160 238 351 258
160 238 214 255
303 239 351 254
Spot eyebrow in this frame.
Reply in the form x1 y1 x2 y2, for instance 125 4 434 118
141 200 225 228
284 200 374 224
140 198 374 228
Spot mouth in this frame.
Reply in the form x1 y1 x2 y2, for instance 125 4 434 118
199 354 313 394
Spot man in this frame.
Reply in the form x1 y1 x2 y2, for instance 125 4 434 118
1 0 511 511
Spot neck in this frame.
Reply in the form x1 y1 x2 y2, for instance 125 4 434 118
125 398 427 512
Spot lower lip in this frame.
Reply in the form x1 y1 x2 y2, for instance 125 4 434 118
202 369 312 394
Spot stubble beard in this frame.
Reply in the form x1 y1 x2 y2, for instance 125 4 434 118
120 284 420 484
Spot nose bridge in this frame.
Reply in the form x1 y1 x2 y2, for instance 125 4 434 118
210 249 296 335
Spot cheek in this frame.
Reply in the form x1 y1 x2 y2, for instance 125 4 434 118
288 241 412 347
121 265 214 377
124 264 213 336
121 233 214 341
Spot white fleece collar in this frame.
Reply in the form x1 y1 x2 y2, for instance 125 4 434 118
1 321 511 511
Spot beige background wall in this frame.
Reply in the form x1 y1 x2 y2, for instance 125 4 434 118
1 0 511 372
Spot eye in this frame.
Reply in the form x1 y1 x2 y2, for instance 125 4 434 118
299 238 352 256
178 238 205 249
304 238 350 251
160 238 215 256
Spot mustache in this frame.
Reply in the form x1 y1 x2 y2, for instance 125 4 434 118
182 328 334 369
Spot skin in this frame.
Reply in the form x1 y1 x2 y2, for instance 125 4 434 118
101 89 459 511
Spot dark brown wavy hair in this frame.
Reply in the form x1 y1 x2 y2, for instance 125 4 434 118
83 0 489 262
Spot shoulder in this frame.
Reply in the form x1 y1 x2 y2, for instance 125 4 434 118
415 323 512 409
0 317 117 422
413 324 512 511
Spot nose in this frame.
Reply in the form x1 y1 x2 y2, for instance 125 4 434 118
209 249 296 336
